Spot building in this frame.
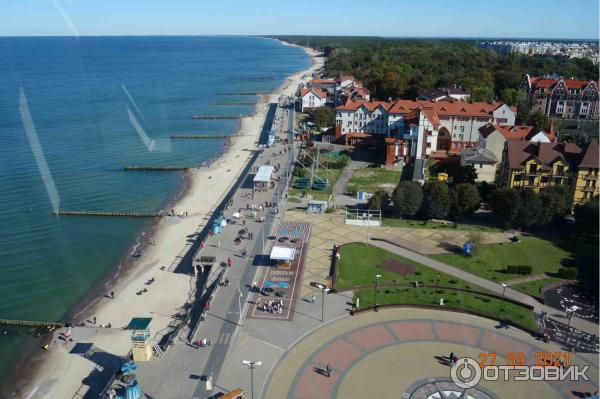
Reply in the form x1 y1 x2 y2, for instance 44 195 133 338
420 86 471 101
296 87 327 112
460 147 498 183
478 123 557 172
498 141 581 192
520 74 599 119
335 99 516 162
573 139 599 204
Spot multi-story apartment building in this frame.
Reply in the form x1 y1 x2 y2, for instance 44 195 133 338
574 139 599 204
520 74 599 119
335 99 516 160
498 141 581 191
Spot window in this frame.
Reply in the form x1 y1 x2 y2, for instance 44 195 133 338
556 165 564 176
528 176 536 185
529 164 537 174
479 163 483 169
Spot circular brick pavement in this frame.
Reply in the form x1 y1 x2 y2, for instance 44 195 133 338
263 309 599 399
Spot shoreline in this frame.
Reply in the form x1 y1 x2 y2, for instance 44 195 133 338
10 40 322 399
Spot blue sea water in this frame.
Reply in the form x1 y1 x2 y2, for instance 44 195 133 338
0 36 309 387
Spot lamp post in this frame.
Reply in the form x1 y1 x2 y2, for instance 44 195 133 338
310 282 327 322
434 273 441 304
499 283 507 315
237 281 244 327
242 360 262 399
374 274 382 311
565 305 580 348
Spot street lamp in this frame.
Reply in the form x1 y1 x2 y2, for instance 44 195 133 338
374 274 382 311
565 305 581 348
237 281 244 327
434 273 441 304
242 360 262 399
310 282 327 322
499 283 507 315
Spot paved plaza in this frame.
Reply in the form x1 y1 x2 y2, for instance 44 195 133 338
263 308 599 399
247 221 312 321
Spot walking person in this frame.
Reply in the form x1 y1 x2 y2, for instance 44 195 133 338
311 295 316 303
326 364 331 377
227 257 232 268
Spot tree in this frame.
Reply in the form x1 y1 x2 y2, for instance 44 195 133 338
574 198 599 238
539 185 573 224
308 107 335 129
527 110 550 131
421 181 450 219
368 190 390 211
490 188 522 228
515 189 544 228
453 165 478 185
450 183 481 218
392 181 423 217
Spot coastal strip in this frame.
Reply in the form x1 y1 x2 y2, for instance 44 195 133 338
191 115 250 120
170 134 233 139
123 166 191 171
52 210 162 218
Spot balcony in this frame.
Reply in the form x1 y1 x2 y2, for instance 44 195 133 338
584 175 598 180
582 187 597 193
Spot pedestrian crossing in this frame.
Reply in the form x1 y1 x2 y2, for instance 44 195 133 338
216 331 233 345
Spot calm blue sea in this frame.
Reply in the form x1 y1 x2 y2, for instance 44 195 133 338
0 36 309 386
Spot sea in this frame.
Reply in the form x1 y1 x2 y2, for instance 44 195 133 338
0 36 309 388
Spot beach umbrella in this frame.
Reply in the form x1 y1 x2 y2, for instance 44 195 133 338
232 212 241 219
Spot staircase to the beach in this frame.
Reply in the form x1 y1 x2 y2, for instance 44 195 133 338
152 340 164 358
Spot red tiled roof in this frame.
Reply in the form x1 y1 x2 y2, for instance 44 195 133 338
479 123 557 142
388 99 509 118
299 87 327 99
528 76 598 91
335 99 392 112
578 139 599 169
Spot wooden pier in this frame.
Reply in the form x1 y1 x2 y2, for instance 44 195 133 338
170 134 233 140
123 166 190 171
0 318 64 329
52 210 163 218
191 115 250 120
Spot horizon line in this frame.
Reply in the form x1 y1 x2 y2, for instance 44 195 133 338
0 34 597 42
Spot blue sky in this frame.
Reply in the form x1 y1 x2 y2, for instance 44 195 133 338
2 0 598 39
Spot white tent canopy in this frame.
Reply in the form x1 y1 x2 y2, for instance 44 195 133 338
269 246 295 261
253 165 274 184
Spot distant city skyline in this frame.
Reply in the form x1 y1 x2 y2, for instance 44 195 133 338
2 0 599 39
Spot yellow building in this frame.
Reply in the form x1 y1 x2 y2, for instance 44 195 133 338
499 139 599 205
499 141 579 190
573 139 599 204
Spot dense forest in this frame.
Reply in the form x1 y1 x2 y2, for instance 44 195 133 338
274 36 599 107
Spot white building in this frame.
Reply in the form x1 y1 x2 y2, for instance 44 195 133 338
296 88 327 112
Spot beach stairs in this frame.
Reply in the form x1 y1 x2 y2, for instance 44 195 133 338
151 340 164 358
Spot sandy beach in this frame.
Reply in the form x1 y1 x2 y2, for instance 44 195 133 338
15 41 323 399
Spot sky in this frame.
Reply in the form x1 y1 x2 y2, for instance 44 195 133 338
2 0 599 39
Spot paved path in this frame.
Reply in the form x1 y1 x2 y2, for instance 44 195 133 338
369 239 600 337
503 274 551 286
263 308 599 399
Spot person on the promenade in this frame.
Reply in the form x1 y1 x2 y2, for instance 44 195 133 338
326 364 331 377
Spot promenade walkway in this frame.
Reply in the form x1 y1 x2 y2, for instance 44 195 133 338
263 307 599 399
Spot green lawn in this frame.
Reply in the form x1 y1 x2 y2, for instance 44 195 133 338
430 236 573 282
510 277 560 299
337 243 538 331
289 167 343 201
346 167 401 195
381 217 501 232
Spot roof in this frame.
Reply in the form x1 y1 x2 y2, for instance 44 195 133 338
505 141 582 170
307 78 335 85
461 146 498 164
270 246 296 261
254 165 274 182
126 317 152 330
298 87 327 99
420 86 470 99
335 99 392 112
578 139 599 169
526 76 599 92
479 123 556 142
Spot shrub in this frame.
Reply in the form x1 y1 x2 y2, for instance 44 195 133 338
558 267 577 280
505 265 532 275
